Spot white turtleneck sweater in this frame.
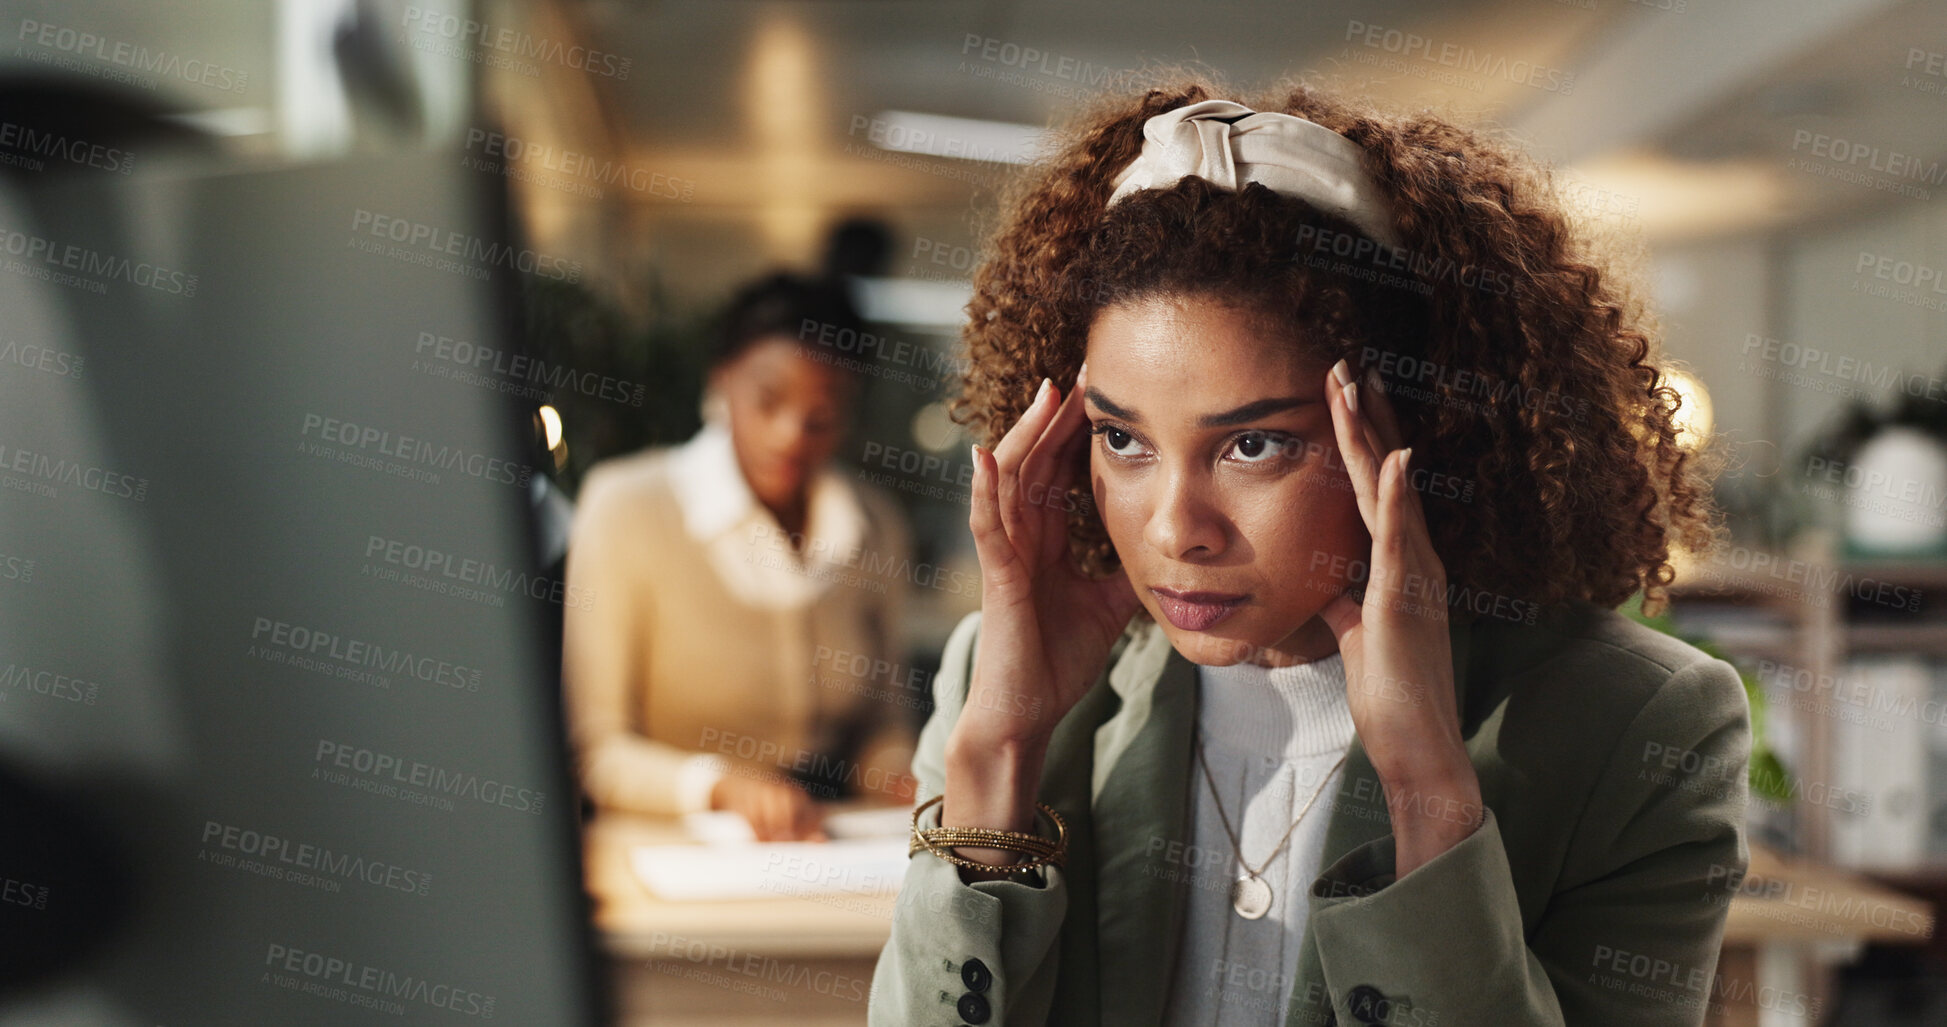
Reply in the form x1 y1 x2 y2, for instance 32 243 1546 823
1161 651 1356 1026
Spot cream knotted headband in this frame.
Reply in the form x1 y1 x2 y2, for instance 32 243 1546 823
1105 99 1402 250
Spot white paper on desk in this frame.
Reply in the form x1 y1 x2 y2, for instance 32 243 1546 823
820 806 913 840
676 806 914 844
630 837 910 902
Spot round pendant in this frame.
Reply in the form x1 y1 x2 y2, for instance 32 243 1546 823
1231 874 1272 919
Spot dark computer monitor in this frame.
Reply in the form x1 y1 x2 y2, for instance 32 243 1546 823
0 90 604 1026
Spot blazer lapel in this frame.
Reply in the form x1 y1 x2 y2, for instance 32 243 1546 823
1089 621 1198 1026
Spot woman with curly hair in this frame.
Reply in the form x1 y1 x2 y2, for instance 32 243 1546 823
869 80 1747 1027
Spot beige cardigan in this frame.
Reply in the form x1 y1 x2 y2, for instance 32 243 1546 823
561 426 919 816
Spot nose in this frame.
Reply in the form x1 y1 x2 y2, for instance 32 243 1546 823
768 409 824 463
1142 470 1226 560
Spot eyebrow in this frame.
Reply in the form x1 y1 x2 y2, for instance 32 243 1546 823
1085 387 1314 428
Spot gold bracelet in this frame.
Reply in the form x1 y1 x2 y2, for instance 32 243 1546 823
910 827 1060 857
908 795 1068 871
907 829 1060 862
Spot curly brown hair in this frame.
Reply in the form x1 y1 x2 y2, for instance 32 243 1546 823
949 79 1720 615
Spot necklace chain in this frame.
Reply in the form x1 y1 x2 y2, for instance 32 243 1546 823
1192 735 1347 882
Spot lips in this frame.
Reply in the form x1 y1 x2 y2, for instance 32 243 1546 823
1149 587 1246 632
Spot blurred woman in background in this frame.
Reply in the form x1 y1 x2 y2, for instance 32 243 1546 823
563 273 918 841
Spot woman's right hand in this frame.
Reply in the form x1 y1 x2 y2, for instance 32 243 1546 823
960 365 1140 748
943 365 1140 869
710 775 826 842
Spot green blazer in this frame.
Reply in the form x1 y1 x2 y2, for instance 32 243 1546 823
868 600 1751 1026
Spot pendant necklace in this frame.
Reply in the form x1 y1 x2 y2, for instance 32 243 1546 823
1192 735 1347 920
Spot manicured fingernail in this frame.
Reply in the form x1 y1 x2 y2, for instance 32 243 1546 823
1330 358 1353 388
1035 377 1051 406
970 443 983 468
1399 447 1413 475
1343 380 1359 415
1078 361 1088 382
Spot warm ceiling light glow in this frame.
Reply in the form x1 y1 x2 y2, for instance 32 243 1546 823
1663 368 1714 449
865 111 1047 165
911 401 961 452
1558 151 1789 244
745 16 822 260
538 404 564 451
850 276 975 328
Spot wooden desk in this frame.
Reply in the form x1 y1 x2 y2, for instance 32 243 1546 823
1709 843 1934 1027
1724 844 1935 946
587 819 1933 1026
584 812 894 1027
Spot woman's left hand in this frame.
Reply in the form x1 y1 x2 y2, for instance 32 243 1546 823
1319 358 1484 878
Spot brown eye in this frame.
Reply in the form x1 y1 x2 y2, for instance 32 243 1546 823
1089 423 1149 459
1225 431 1290 465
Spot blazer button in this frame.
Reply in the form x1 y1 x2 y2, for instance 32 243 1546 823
957 992 991 1024
1347 984 1388 1025
961 957 992 993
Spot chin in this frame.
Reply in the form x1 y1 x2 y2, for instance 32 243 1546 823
752 474 806 507
1148 615 1281 667
1146 602 1330 668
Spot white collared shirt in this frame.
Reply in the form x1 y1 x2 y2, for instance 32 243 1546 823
666 421 871 610
663 421 875 811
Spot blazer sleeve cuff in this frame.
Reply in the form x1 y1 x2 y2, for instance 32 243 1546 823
1309 807 1559 1024
871 850 1066 1026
